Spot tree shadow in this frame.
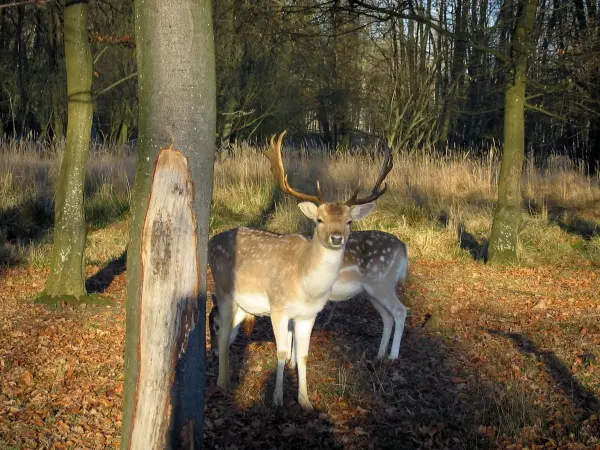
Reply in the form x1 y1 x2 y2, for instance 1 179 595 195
246 187 281 229
525 199 599 240
204 294 508 449
438 211 488 261
205 311 343 449
489 330 600 414
85 250 127 294
0 199 54 268
0 194 129 271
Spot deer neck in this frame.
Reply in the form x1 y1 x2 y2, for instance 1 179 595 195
299 233 345 298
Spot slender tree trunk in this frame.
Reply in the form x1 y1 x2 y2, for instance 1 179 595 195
44 0 92 299
218 0 238 144
220 95 236 144
121 0 216 448
488 0 539 264
440 0 468 144
48 1 65 142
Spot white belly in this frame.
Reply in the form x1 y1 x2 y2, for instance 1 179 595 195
329 279 363 301
284 297 327 320
235 292 271 316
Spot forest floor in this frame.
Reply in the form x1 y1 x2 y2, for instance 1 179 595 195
1 253 598 449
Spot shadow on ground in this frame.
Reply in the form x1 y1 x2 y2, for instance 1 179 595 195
490 330 600 414
0 192 129 269
526 199 599 240
86 250 127 294
204 296 503 449
438 211 488 261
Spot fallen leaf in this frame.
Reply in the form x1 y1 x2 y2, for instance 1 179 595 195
57 420 70 435
391 372 407 383
356 405 369 414
20 370 33 387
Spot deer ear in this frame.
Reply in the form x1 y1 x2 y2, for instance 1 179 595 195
298 202 319 221
350 202 376 221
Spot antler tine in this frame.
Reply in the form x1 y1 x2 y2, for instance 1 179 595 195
264 130 324 204
345 144 394 206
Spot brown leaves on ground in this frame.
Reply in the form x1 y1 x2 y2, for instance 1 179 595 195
1 259 599 449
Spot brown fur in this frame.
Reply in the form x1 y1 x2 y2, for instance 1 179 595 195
243 314 256 335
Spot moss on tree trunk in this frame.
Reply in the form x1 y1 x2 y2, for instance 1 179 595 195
488 0 538 264
44 0 92 299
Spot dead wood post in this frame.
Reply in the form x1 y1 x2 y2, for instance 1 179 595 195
126 143 202 449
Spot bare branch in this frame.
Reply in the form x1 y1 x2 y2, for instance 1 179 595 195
0 0 48 9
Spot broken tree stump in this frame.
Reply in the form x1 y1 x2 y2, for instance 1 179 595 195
127 144 203 449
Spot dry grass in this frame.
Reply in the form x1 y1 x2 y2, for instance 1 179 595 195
1 139 599 269
212 142 600 266
0 139 134 266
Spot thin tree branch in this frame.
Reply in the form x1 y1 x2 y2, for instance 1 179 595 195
342 0 509 62
0 0 48 9
525 102 570 122
94 72 137 98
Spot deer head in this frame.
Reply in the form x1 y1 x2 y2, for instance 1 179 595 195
264 131 393 249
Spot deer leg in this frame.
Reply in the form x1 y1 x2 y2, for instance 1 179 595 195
294 316 316 411
321 302 338 329
270 310 290 407
366 296 394 360
229 308 247 346
217 296 235 390
388 296 407 360
286 320 296 369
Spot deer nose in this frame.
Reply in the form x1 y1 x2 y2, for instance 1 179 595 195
330 234 344 246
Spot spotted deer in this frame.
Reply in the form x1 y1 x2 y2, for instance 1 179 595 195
208 131 393 410
210 230 409 366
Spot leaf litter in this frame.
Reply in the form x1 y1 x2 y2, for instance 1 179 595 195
0 259 598 449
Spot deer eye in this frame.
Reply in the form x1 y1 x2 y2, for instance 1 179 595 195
317 218 324 224
347 220 353 225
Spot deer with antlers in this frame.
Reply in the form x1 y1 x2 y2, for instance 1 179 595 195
208 131 394 410
210 231 409 367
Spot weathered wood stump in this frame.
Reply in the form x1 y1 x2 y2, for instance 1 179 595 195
127 144 202 449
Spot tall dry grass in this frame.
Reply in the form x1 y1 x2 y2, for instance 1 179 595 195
1 139 599 267
213 142 600 266
0 138 134 266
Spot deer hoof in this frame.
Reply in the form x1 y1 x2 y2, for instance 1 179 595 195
273 388 284 407
216 378 231 390
298 395 314 412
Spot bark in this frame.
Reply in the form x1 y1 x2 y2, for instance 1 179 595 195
44 0 92 299
121 0 216 448
218 0 238 144
488 0 539 264
126 146 201 449
48 0 65 141
440 0 468 143
117 116 129 156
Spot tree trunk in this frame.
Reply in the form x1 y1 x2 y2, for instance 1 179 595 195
488 0 538 264
48 0 65 142
117 117 129 156
440 0 468 144
218 0 238 145
125 145 202 448
44 0 92 299
121 0 216 448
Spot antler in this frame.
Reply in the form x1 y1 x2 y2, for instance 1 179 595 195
264 130 324 204
345 143 393 206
